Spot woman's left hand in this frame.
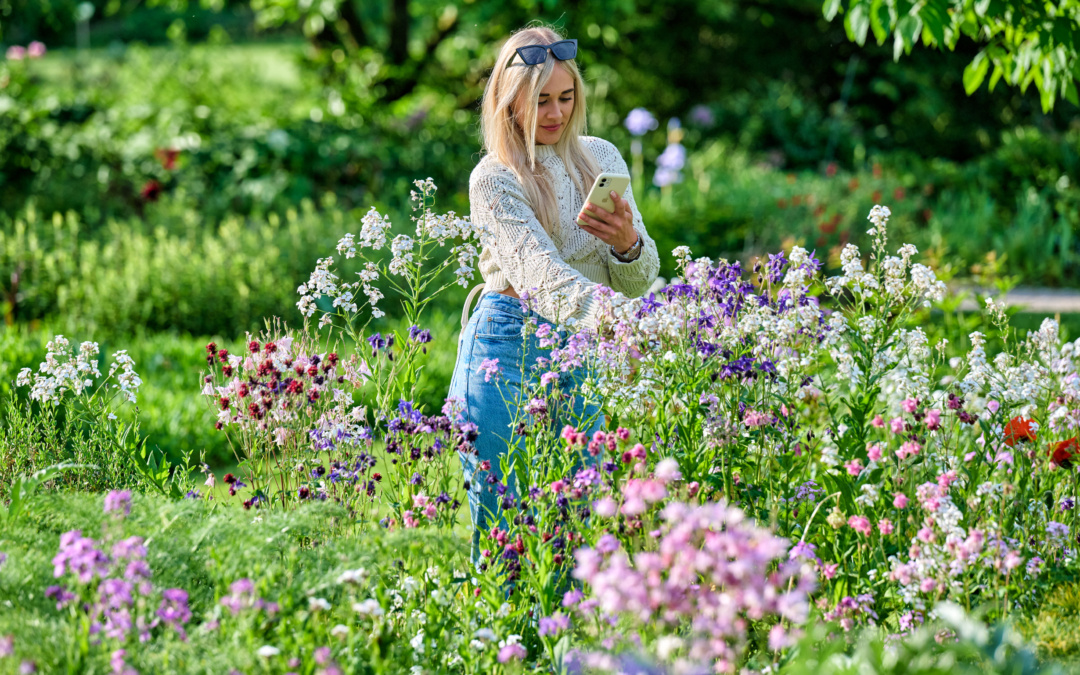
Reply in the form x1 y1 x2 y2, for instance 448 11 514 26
578 191 637 254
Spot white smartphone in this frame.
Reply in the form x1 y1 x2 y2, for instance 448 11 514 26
577 172 631 226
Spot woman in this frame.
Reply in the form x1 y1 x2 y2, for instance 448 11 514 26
449 25 660 557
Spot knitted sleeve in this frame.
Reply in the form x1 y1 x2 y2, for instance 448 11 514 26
584 137 661 298
469 162 605 331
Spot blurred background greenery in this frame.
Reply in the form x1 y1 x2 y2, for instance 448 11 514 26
1 0 1078 466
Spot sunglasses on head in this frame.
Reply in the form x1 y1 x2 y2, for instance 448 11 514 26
507 39 578 67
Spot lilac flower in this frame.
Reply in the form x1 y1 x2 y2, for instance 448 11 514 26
157 589 192 638
220 578 258 615
0 634 12 657
408 326 432 344
477 358 501 383
104 490 132 517
45 585 76 609
538 613 570 636
788 541 821 564
0 552 5 571
653 167 681 188
656 143 686 171
624 108 658 136
53 530 110 583
1046 521 1070 547
690 104 715 126
562 588 584 607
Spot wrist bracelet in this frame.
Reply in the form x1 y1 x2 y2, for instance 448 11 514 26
611 234 642 262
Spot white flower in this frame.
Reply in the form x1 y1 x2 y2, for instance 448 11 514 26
256 645 280 658
473 628 497 641
353 599 384 617
308 597 331 611
330 624 349 637
410 629 425 654
337 568 368 585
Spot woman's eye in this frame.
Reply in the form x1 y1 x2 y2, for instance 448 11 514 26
560 98 573 103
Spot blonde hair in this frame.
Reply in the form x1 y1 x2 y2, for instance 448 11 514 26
479 25 600 236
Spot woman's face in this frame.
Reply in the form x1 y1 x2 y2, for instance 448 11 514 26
531 63 575 145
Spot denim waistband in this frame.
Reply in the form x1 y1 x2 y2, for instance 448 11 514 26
461 284 533 330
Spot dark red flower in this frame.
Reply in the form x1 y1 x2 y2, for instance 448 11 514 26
1004 416 1036 447
1049 438 1077 469
206 342 217 355
140 179 161 201
264 342 277 354
286 380 304 395
248 340 260 354
154 147 180 170
218 397 230 411
217 349 229 363
223 473 237 485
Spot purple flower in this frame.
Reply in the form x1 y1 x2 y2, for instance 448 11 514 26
1062 497 1075 512
157 589 192 638
595 534 620 554
53 530 110 583
562 588 584 607
690 104 715 126
653 167 682 188
538 613 570 636
656 143 686 171
0 634 12 657
477 358 501 383
104 490 132 517
624 108 658 136
45 585 76 609
0 552 5 571
788 540 821 564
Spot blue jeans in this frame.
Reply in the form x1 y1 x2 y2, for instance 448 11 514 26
448 292 602 562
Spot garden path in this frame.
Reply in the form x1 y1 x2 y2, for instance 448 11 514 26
957 286 1080 313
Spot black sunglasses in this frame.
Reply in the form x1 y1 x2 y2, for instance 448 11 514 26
507 39 578 67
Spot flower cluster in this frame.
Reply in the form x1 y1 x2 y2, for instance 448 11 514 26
15 337 142 406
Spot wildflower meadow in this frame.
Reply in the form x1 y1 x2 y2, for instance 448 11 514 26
2 175 1079 673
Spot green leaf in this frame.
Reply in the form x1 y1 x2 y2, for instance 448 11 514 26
845 1 871 45
823 0 843 22
869 0 889 44
963 51 989 94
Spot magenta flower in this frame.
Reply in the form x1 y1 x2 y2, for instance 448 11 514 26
843 459 863 477
925 408 941 430
5 46 26 61
889 417 905 434
893 493 909 509
901 398 918 413
877 519 894 535
27 42 46 58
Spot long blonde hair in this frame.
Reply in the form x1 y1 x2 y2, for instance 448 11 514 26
479 25 600 236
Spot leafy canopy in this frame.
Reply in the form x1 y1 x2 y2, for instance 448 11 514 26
823 0 1080 110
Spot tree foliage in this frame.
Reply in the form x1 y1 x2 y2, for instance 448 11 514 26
824 0 1080 110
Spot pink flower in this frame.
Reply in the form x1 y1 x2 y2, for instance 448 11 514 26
616 427 630 441
497 643 527 663
936 470 958 489
848 516 871 536
821 563 838 579
560 425 578 443
593 497 618 518
919 578 937 592
925 409 941 430
877 519 894 535
893 493 909 509
867 444 883 462
902 398 918 414
402 510 418 528
843 459 864 477
872 415 885 428
896 441 921 460
27 42 46 58
917 527 935 543
550 480 566 494
987 400 1000 414
654 458 682 483
6 46 26 61
744 409 768 427
422 504 437 519
630 443 647 460
1003 550 1023 570
889 417 905 434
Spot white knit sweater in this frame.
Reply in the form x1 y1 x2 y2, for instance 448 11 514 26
468 136 660 332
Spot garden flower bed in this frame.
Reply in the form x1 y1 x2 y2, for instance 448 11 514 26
1 182 1077 673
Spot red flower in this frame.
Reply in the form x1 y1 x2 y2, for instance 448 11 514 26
206 342 217 355
223 473 237 485
248 340 260 354
154 147 180 170
1049 438 1077 469
140 179 161 201
1003 416 1036 447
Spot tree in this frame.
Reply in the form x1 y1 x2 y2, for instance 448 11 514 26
824 0 1080 110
